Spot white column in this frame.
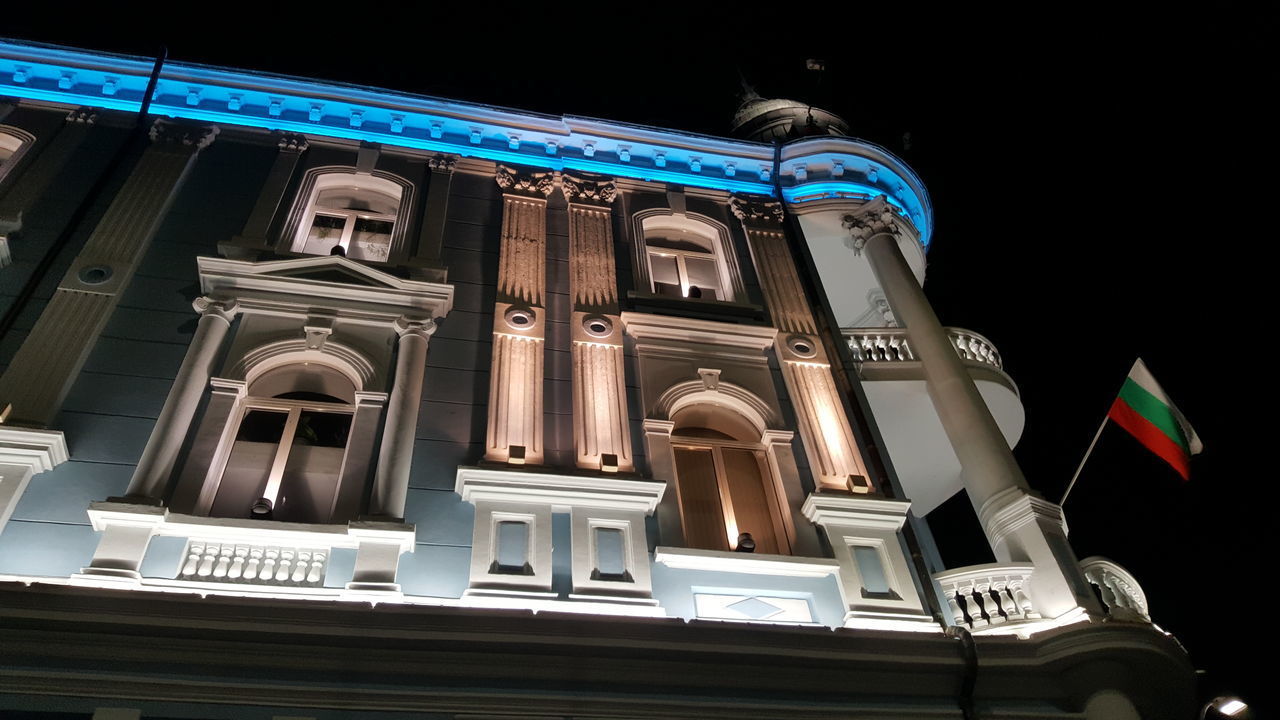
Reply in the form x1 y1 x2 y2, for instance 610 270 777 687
846 198 1099 618
369 317 435 520
563 173 631 473
123 297 237 502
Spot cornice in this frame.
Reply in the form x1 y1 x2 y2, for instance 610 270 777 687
0 39 931 245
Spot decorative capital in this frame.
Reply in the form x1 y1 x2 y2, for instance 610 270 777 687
276 132 309 153
560 172 616 205
395 316 438 340
192 296 238 323
730 195 784 225
495 165 554 197
840 196 901 255
427 154 457 173
65 107 97 125
149 120 218 150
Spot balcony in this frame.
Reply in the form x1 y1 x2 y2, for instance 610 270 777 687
935 557 1150 636
842 327 1025 514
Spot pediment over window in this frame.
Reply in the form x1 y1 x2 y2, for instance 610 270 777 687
197 255 453 321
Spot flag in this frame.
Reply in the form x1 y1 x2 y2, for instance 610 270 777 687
1107 359 1203 480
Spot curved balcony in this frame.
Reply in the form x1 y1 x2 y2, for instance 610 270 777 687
842 327 1024 514
935 558 1151 635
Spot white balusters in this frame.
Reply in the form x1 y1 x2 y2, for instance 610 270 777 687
1080 557 1149 621
177 541 328 588
934 564 1038 630
845 327 1001 370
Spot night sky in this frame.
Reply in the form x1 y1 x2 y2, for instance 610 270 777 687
4 9 1271 715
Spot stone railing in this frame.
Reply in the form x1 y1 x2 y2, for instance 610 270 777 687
1080 556 1150 621
178 540 329 587
934 563 1039 630
844 327 1003 370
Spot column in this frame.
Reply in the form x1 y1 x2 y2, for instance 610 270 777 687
562 173 632 473
229 133 308 251
845 197 1099 618
0 120 217 428
413 154 456 267
369 317 435 519
121 297 237 503
485 166 552 465
731 196 871 492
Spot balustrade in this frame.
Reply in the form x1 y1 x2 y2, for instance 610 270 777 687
178 541 328 587
934 564 1038 629
1081 556 1149 621
844 327 1002 370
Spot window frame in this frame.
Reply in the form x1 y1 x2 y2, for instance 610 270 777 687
632 210 745 304
670 433 792 555
283 167 414 263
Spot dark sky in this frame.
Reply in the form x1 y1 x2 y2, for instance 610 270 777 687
5 9 1272 715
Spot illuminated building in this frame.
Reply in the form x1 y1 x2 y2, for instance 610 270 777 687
0 38 1193 719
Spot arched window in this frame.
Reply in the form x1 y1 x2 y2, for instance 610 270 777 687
208 363 357 523
639 213 740 302
0 126 36 185
670 405 790 554
289 170 408 262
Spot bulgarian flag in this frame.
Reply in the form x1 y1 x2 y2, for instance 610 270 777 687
1107 359 1203 480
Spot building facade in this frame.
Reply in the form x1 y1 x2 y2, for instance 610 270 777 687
0 39 1193 719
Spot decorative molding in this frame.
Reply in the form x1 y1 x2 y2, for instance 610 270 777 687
801 493 911 530
729 194 784 225
148 119 218 150
494 165 554 196
0 427 69 473
64 107 96 124
840 196 902 255
561 172 617 205
394 316 438 340
456 467 665 512
653 378 780 432
231 338 377 390
654 547 839 578
275 132 308 153
192 296 238 324
427 154 457 173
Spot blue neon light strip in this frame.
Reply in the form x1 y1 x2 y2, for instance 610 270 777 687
0 39 931 242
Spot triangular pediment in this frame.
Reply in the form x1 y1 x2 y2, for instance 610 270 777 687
252 256 403 288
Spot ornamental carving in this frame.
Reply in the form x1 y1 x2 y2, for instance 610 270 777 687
65 107 97 125
840 196 901 255
427 154 457 173
149 120 218 150
730 195 784 225
276 133 309 153
561 172 617 205
192 296 238 323
495 165 554 196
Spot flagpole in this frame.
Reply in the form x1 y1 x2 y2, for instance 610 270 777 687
1060 412 1109 506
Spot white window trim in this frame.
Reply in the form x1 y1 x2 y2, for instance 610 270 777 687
283 167 414 262
632 210 745 303
0 125 36 187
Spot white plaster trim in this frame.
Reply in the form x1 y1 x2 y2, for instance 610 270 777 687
0 427 69 472
654 546 840 578
620 311 778 350
653 380 780 431
85 503 416 552
455 467 665 513
197 255 453 321
231 339 377 389
802 493 912 531
842 611 942 633
978 487 1068 550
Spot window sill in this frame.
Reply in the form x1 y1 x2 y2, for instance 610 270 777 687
625 290 765 323
654 546 839 578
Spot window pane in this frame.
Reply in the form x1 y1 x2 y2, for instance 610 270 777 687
649 253 682 297
212 410 288 519
721 448 780 554
495 521 530 573
304 214 346 255
673 447 729 551
684 256 720 301
594 527 627 578
348 218 393 262
274 410 352 524
853 545 891 595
